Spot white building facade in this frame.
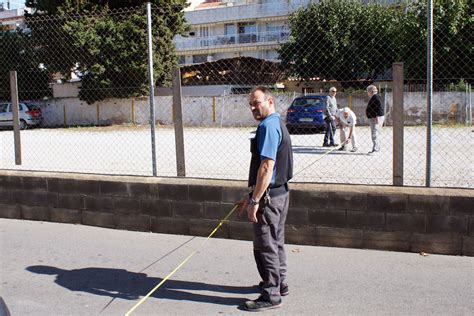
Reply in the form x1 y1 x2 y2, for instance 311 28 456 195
0 6 30 30
175 0 314 65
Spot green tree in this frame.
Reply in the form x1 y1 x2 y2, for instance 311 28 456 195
402 0 473 82
0 25 51 101
279 0 472 87
279 0 404 87
23 0 189 103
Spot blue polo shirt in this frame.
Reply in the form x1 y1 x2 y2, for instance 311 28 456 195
248 112 293 188
257 113 282 184
258 113 282 160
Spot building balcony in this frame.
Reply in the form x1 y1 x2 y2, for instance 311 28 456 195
185 0 312 25
175 30 290 52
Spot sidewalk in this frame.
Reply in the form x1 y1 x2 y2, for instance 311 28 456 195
1 219 473 315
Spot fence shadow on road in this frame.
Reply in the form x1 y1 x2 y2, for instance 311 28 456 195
26 265 253 307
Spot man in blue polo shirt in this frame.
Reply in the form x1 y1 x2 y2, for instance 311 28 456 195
238 86 293 311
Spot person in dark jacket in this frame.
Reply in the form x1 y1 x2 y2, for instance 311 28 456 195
365 85 385 154
237 86 293 312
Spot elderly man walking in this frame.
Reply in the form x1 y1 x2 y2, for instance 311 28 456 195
365 85 385 154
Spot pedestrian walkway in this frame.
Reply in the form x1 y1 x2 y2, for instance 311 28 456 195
1 219 473 315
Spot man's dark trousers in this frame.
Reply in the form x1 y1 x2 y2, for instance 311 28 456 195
323 118 336 145
253 192 289 304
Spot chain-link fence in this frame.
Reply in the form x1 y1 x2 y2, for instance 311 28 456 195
0 0 472 188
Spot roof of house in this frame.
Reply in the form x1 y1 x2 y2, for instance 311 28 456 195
195 1 227 10
181 56 283 86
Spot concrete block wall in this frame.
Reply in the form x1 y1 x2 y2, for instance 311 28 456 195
1 170 473 256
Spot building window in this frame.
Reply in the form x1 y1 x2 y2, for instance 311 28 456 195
238 22 256 43
225 23 236 35
266 24 287 33
222 23 236 44
192 54 208 64
238 22 256 35
199 26 209 38
178 56 186 65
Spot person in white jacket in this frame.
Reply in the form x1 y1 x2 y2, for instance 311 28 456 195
336 107 357 152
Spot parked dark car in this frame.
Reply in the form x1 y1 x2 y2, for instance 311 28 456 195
285 95 327 134
0 102 43 129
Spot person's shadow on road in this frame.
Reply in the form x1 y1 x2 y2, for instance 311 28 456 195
27 265 254 307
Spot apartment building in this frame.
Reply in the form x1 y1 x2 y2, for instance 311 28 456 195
176 0 313 65
0 4 30 30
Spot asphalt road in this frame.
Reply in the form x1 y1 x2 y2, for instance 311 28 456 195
1 219 473 315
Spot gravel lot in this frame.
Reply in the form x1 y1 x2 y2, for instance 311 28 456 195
0 125 472 188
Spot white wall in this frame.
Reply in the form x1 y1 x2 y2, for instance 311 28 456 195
36 92 470 128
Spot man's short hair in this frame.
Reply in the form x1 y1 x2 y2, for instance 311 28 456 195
329 87 337 92
251 86 274 101
367 85 378 93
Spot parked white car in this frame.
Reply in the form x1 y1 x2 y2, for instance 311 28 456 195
0 102 43 129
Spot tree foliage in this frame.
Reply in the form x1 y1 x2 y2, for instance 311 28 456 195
19 0 189 103
0 25 51 100
279 0 472 87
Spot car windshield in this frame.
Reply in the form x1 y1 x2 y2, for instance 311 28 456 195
292 98 325 108
24 103 40 110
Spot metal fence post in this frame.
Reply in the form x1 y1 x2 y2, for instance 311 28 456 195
392 63 404 186
9 71 21 165
146 2 157 176
469 84 472 126
426 0 433 187
220 90 226 128
172 67 186 177
466 82 471 126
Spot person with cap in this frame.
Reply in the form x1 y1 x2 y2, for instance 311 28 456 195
323 87 339 147
336 107 357 152
365 85 385 154
237 86 293 312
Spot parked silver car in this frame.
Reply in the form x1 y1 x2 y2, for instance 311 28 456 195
0 102 43 129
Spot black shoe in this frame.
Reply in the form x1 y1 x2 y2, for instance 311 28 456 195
331 143 339 147
258 282 289 296
244 295 282 312
323 143 330 147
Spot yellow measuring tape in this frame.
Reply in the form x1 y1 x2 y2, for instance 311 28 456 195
292 143 343 178
125 203 239 316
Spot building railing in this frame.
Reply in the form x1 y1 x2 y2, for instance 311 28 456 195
175 30 290 51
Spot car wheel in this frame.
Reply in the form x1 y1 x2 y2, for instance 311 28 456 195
19 120 28 130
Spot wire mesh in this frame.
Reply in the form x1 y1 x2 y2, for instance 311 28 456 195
0 3 184 176
0 0 472 188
